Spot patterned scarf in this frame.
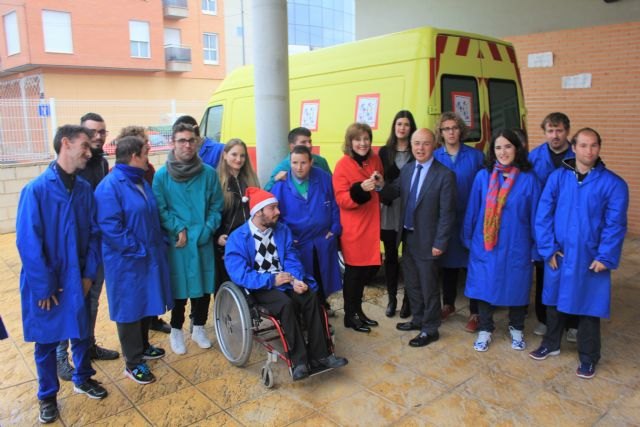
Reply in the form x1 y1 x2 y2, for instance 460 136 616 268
483 162 519 251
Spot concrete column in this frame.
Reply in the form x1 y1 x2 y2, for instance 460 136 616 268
252 0 290 185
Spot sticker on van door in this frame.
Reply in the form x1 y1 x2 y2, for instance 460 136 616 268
355 93 380 129
300 100 320 131
451 91 474 128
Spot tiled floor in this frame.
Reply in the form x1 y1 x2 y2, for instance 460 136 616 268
1 231 640 426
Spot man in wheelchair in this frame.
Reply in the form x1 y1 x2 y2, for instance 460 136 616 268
224 187 348 380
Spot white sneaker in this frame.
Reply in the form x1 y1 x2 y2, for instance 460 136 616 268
533 322 547 336
191 325 212 349
509 326 526 351
473 331 492 352
566 328 578 343
170 328 187 355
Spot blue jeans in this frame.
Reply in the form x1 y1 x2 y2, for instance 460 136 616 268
35 338 95 400
56 264 104 361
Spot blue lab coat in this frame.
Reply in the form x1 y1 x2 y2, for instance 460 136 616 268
270 167 342 296
225 221 317 292
434 144 484 268
95 167 174 323
463 169 541 306
16 164 100 343
535 160 628 318
529 142 575 184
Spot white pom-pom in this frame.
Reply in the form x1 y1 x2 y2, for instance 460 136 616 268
242 196 249 203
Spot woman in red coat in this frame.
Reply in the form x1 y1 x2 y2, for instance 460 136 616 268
333 123 385 333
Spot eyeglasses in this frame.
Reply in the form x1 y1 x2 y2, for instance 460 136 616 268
440 126 460 133
175 138 197 146
89 129 108 137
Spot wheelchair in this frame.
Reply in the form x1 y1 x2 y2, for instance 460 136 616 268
213 281 335 388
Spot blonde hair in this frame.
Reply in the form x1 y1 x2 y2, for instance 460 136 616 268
435 112 468 147
218 138 260 209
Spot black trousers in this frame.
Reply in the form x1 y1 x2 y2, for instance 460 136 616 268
477 300 526 332
381 229 400 298
442 268 478 314
342 264 378 316
402 231 440 335
312 248 328 308
534 262 579 329
116 317 151 370
542 306 601 365
251 288 329 366
171 294 211 329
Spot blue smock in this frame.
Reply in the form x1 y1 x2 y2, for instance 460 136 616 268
535 161 628 318
463 169 541 306
225 222 316 292
95 167 174 323
16 164 100 343
270 167 342 296
434 144 484 268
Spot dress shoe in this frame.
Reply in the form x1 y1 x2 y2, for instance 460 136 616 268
344 314 371 333
292 364 309 381
409 332 439 347
385 297 397 317
399 298 411 319
150 317 171 334
313 354 349 369
396 321 421 331
357 311 379 327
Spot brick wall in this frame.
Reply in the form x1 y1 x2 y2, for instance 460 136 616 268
505 21 640 235
0 152 168 233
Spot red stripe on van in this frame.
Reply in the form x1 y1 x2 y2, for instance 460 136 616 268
431 35 448 96
506 45 523 88
488 42 502 61
456 37 470 56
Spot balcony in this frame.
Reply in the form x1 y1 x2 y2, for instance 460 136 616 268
163 0 188 19
165 45 192 72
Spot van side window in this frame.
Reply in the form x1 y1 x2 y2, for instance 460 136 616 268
441 75 481 142
488 79 520 132
202 105 223 141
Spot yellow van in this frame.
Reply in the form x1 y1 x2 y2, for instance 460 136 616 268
201 26 526 168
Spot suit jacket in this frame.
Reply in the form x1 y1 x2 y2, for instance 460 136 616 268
394 158 457 260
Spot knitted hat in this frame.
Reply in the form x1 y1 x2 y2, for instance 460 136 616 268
245 187 278 217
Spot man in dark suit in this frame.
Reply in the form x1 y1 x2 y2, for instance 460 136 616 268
395 128 456 347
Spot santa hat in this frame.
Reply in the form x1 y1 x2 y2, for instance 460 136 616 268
245 187 278 217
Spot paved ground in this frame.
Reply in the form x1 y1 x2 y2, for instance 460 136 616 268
1 231 639 426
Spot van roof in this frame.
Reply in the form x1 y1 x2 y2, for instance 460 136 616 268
215 26 515 94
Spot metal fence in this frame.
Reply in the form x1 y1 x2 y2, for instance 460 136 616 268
0 99 207 164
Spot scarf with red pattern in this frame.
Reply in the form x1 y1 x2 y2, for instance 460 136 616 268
483 163 519 251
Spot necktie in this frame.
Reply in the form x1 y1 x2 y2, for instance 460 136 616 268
404 164 423 230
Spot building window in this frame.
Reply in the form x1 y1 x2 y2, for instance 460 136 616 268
3 11 20 55
42 10 73 53
129 20 150 58
202 0 217 15
203 32 218 64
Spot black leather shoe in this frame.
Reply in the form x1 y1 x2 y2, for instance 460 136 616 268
396 321 420 331
357 311 379 327
292 364 309 381
344 314 371 333
150 317 171 334
399 298 411 319
314 354 348 369
385 297 397 317
409 332 439 347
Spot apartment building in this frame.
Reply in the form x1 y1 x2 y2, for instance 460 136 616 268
0 0 225 102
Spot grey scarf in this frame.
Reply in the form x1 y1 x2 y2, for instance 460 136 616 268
166 150 204 182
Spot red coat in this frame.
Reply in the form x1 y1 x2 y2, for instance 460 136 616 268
333 154 383 266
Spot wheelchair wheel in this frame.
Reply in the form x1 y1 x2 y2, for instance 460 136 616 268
261 365 274 388
214 281 253 367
